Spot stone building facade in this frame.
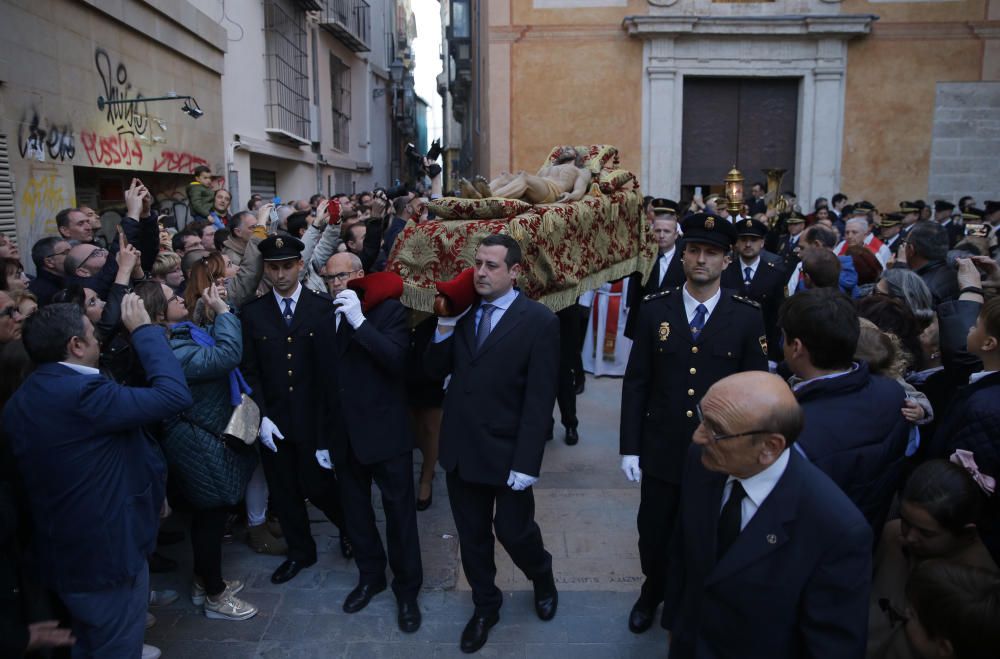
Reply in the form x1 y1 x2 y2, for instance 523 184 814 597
441 0 1000 210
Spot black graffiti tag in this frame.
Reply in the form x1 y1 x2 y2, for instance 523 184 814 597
95 48 148 136
17 110 76 162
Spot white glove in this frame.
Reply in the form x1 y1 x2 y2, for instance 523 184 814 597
334 289 366 329
259 416 284 453
507 470 538 491
315 449 333 470
436 305 471 329
621 455 642 482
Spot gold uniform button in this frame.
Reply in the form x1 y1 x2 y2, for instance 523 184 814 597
691 346 699 354
687 389 695 396
287 337 293 343
288 386 294 392
287 353 292 360
288 370 293 377
689 367 697 375
686 410 694 418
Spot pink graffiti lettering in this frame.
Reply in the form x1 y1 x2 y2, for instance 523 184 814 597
79 131 144 168
152 150 209 174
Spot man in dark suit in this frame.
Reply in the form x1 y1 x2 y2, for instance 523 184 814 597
240 235 349 585
317 254 423 632
624 198 685 340
933 200 963 248
425 234 560 653
2 299 193 657
721 218 787 363
663 371 872 658
621 213 768 634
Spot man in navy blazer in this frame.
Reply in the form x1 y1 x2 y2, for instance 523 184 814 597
2 299 192 657
425 234 560 653
663 371 871 659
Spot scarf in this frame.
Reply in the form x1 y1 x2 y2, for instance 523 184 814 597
171 321 251 406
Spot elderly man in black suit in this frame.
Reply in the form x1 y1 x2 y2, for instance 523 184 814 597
663 370 872 658
239 236 349 585
426 234 560 653
317 253 423 632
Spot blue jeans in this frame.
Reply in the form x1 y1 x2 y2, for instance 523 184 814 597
59 564 149 658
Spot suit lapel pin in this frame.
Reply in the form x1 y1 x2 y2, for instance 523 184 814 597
766 533 777 545
658 322 670 342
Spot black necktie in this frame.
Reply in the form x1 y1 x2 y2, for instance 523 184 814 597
282 298 293 326
717 480 747 559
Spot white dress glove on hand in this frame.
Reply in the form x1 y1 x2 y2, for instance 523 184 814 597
436 305 471 329
507 470 539 491
621 455 642 482
334 289 366 329
259 416 284 453
315 449 333 470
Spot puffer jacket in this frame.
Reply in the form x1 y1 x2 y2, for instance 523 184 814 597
161 312 257 509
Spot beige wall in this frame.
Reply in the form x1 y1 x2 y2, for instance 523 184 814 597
0 0 224 256
840 0 989 208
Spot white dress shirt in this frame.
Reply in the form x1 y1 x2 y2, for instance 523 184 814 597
738 256 761 284
658 247 676 286
58 362 101 376
970 370 998 385
681 284 721 324
720 448 790 531
433 287 519 344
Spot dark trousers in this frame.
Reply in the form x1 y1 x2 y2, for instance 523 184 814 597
60 564 148 658
556 305 583 429
259 440 344 563
636 474 681 606
446 470 552 615
191 507 229 596
338 448 423 600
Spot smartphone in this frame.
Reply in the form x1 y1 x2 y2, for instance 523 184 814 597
694 186 703 202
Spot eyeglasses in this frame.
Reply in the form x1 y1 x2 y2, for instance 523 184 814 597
167 294 186 305
79 247 108 268
50 248 72 259
0 305 24 320
320 269 361 282
695 403 773 442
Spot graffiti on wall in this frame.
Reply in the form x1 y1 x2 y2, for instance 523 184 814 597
152 150 209 173
17 110 76 162
19 166 72 262
79 130 145 168
94 48 149 136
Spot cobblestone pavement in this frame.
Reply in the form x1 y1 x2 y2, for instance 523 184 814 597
148 375 669 657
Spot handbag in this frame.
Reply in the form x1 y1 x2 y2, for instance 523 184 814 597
223 392 261 447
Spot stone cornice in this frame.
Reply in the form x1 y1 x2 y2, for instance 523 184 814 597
622 14 877 39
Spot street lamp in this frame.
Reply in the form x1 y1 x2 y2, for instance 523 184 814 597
97 94 204 119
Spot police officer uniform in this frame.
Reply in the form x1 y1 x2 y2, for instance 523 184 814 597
239 236 347 584
620 213 768 633
624 198 685 340
721 218 787 362
774 212 806 271
897 201 921 241
933 200 962 248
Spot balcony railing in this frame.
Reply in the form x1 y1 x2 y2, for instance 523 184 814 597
319 0 371 53
264 0 311 143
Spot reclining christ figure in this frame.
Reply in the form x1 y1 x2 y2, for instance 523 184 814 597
460 145 592 204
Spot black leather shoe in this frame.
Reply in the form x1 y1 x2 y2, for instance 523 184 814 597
575 379 585 395
532 571 558 621
340 534 354 560
460 612 499 654
148 551 177 573
343 581 387 613
628 598 656 633
270 558 316 584
564 427 579 446
397 598 422 633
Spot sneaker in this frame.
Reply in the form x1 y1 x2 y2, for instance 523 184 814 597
204 587 258 621
247 522 288 556
192 578 244 606
142 644 161 659
145 612 156 629
149 589 179 607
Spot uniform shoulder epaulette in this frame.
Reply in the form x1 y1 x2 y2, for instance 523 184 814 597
643 289 671 302
731 294 761 309
308 287 333 301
